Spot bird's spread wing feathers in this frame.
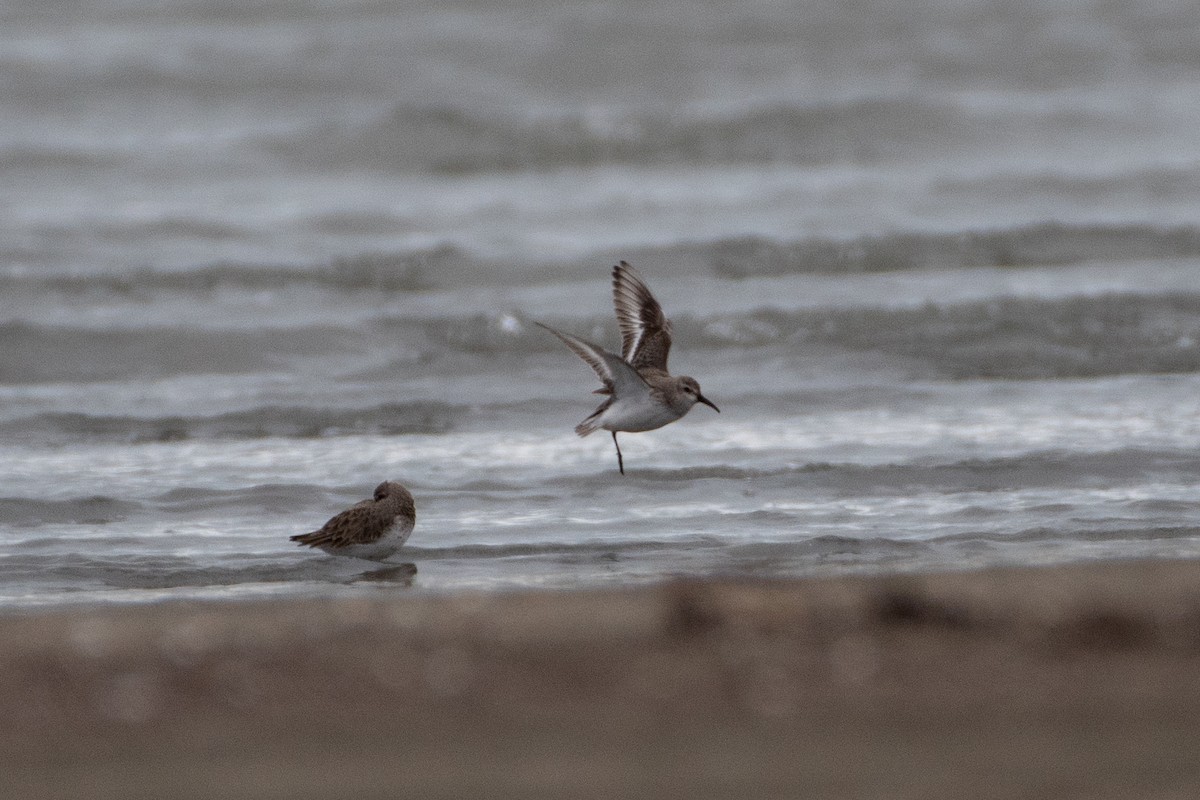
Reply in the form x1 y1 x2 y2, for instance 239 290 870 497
612 261 672 371
536 322 648 396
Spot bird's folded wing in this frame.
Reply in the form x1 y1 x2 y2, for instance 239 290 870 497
291 503 380 547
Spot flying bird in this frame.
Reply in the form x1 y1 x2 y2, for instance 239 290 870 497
537 261 719 474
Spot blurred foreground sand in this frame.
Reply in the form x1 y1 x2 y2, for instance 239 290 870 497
4 559 1200 799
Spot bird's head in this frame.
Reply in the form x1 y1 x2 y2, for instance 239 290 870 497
675 376 720 414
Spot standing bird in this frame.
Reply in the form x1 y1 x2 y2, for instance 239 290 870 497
537 261 719 474
290 481 416 561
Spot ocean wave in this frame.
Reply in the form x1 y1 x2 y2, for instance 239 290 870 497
729 535 931 558
0 321 358 383
523 290 1200 380
6 223 1199 297
553 448 1200 492
405 537 720 561
0 496 143 527
288 99 987 173
749 292 1200 379
7 286 1200 383
0 142 128 173
0 483 397 522
705 223 1200 278
0 554 325 590
1 402 458 444
1 247 453 294
151 483 329 512
271 91 1197 174
936 525 1200 546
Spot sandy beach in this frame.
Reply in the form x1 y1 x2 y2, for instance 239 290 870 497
3 559 1199 799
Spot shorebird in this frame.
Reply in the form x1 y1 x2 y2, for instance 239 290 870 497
290 481 416 561
537 260 719 474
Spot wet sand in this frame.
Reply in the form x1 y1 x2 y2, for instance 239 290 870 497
5 559 1200 799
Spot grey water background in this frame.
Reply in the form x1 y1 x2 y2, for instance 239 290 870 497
4 0 1200 606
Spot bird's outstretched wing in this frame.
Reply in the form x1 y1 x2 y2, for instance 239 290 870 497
611 261 672 371
536 322 648 395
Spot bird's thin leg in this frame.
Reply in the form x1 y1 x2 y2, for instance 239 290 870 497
612 431 624 475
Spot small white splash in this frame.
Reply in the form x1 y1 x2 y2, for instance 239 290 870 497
497 313 523 334
703 317 778 344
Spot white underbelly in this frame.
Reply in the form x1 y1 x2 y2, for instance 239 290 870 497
597 398 680 433
321 518 414 561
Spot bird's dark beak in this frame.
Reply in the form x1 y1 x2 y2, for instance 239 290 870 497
698 394 720 413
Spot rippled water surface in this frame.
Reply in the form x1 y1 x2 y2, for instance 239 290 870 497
4 0 1200 606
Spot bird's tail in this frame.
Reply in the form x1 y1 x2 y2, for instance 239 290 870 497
574 397 611 437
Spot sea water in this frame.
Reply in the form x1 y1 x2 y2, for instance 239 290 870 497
4 0 1200 605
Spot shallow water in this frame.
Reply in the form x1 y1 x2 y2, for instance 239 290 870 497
4 0 1200 606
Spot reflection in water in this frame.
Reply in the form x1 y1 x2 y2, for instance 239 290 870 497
352 563 418 586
